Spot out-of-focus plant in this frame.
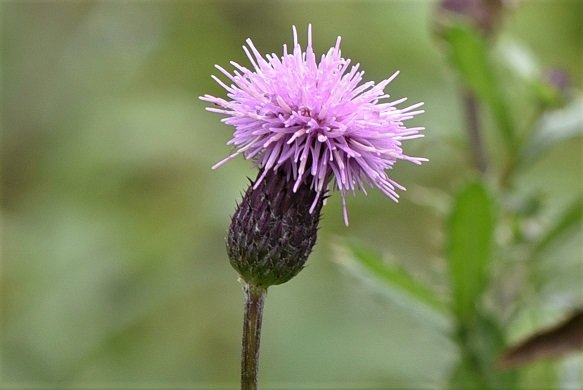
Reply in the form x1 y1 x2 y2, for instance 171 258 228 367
334 1 582 388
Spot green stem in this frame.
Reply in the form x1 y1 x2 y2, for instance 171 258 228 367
461 87 488 174
499 103 546 189
241 282 267 390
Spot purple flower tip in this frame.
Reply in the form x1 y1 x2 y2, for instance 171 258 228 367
201 25 427 225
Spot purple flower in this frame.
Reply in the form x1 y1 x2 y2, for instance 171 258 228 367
201 25 426 225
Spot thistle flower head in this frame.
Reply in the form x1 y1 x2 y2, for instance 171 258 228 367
201 25 426 224
227 169 323 287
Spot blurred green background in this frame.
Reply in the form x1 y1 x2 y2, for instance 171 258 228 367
2 1 581 388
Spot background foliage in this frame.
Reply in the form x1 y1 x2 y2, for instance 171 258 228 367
2 1 581 388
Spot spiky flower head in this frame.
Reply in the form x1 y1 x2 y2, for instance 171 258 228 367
201 25 426 225
227 169 323 287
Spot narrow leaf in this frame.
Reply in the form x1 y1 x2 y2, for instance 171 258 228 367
447 181 496 321
518 96 583 168
333 241 449 329
496 38 540 82
533 196 583 257
443 23 516 151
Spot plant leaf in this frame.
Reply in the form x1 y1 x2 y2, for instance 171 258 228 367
332 240 449 329
442 23 516 151
452 311 518 389
533 196 583 257
518 96 583 168
447 181 496 321
496 38 540 82
498 309 583 369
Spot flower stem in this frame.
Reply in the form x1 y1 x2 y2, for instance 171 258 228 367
461 87 488 173
241 282 267 390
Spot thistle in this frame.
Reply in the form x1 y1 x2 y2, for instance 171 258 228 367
200 25 425 389
227 168 323 288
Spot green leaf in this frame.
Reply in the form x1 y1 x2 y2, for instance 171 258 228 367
452 311 519 390
533 196 583 257
332 240 449 329
518 96 583 168
496 39 564 107
496 38 540 82
442 23 516 151
449 358 485 390
447 181 496 321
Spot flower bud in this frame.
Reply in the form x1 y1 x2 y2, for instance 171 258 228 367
434 0 508 37
227 169 324 288
544 68 571 102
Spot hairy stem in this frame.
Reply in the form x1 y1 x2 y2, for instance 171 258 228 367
241 282 267 390
462 87 488 173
